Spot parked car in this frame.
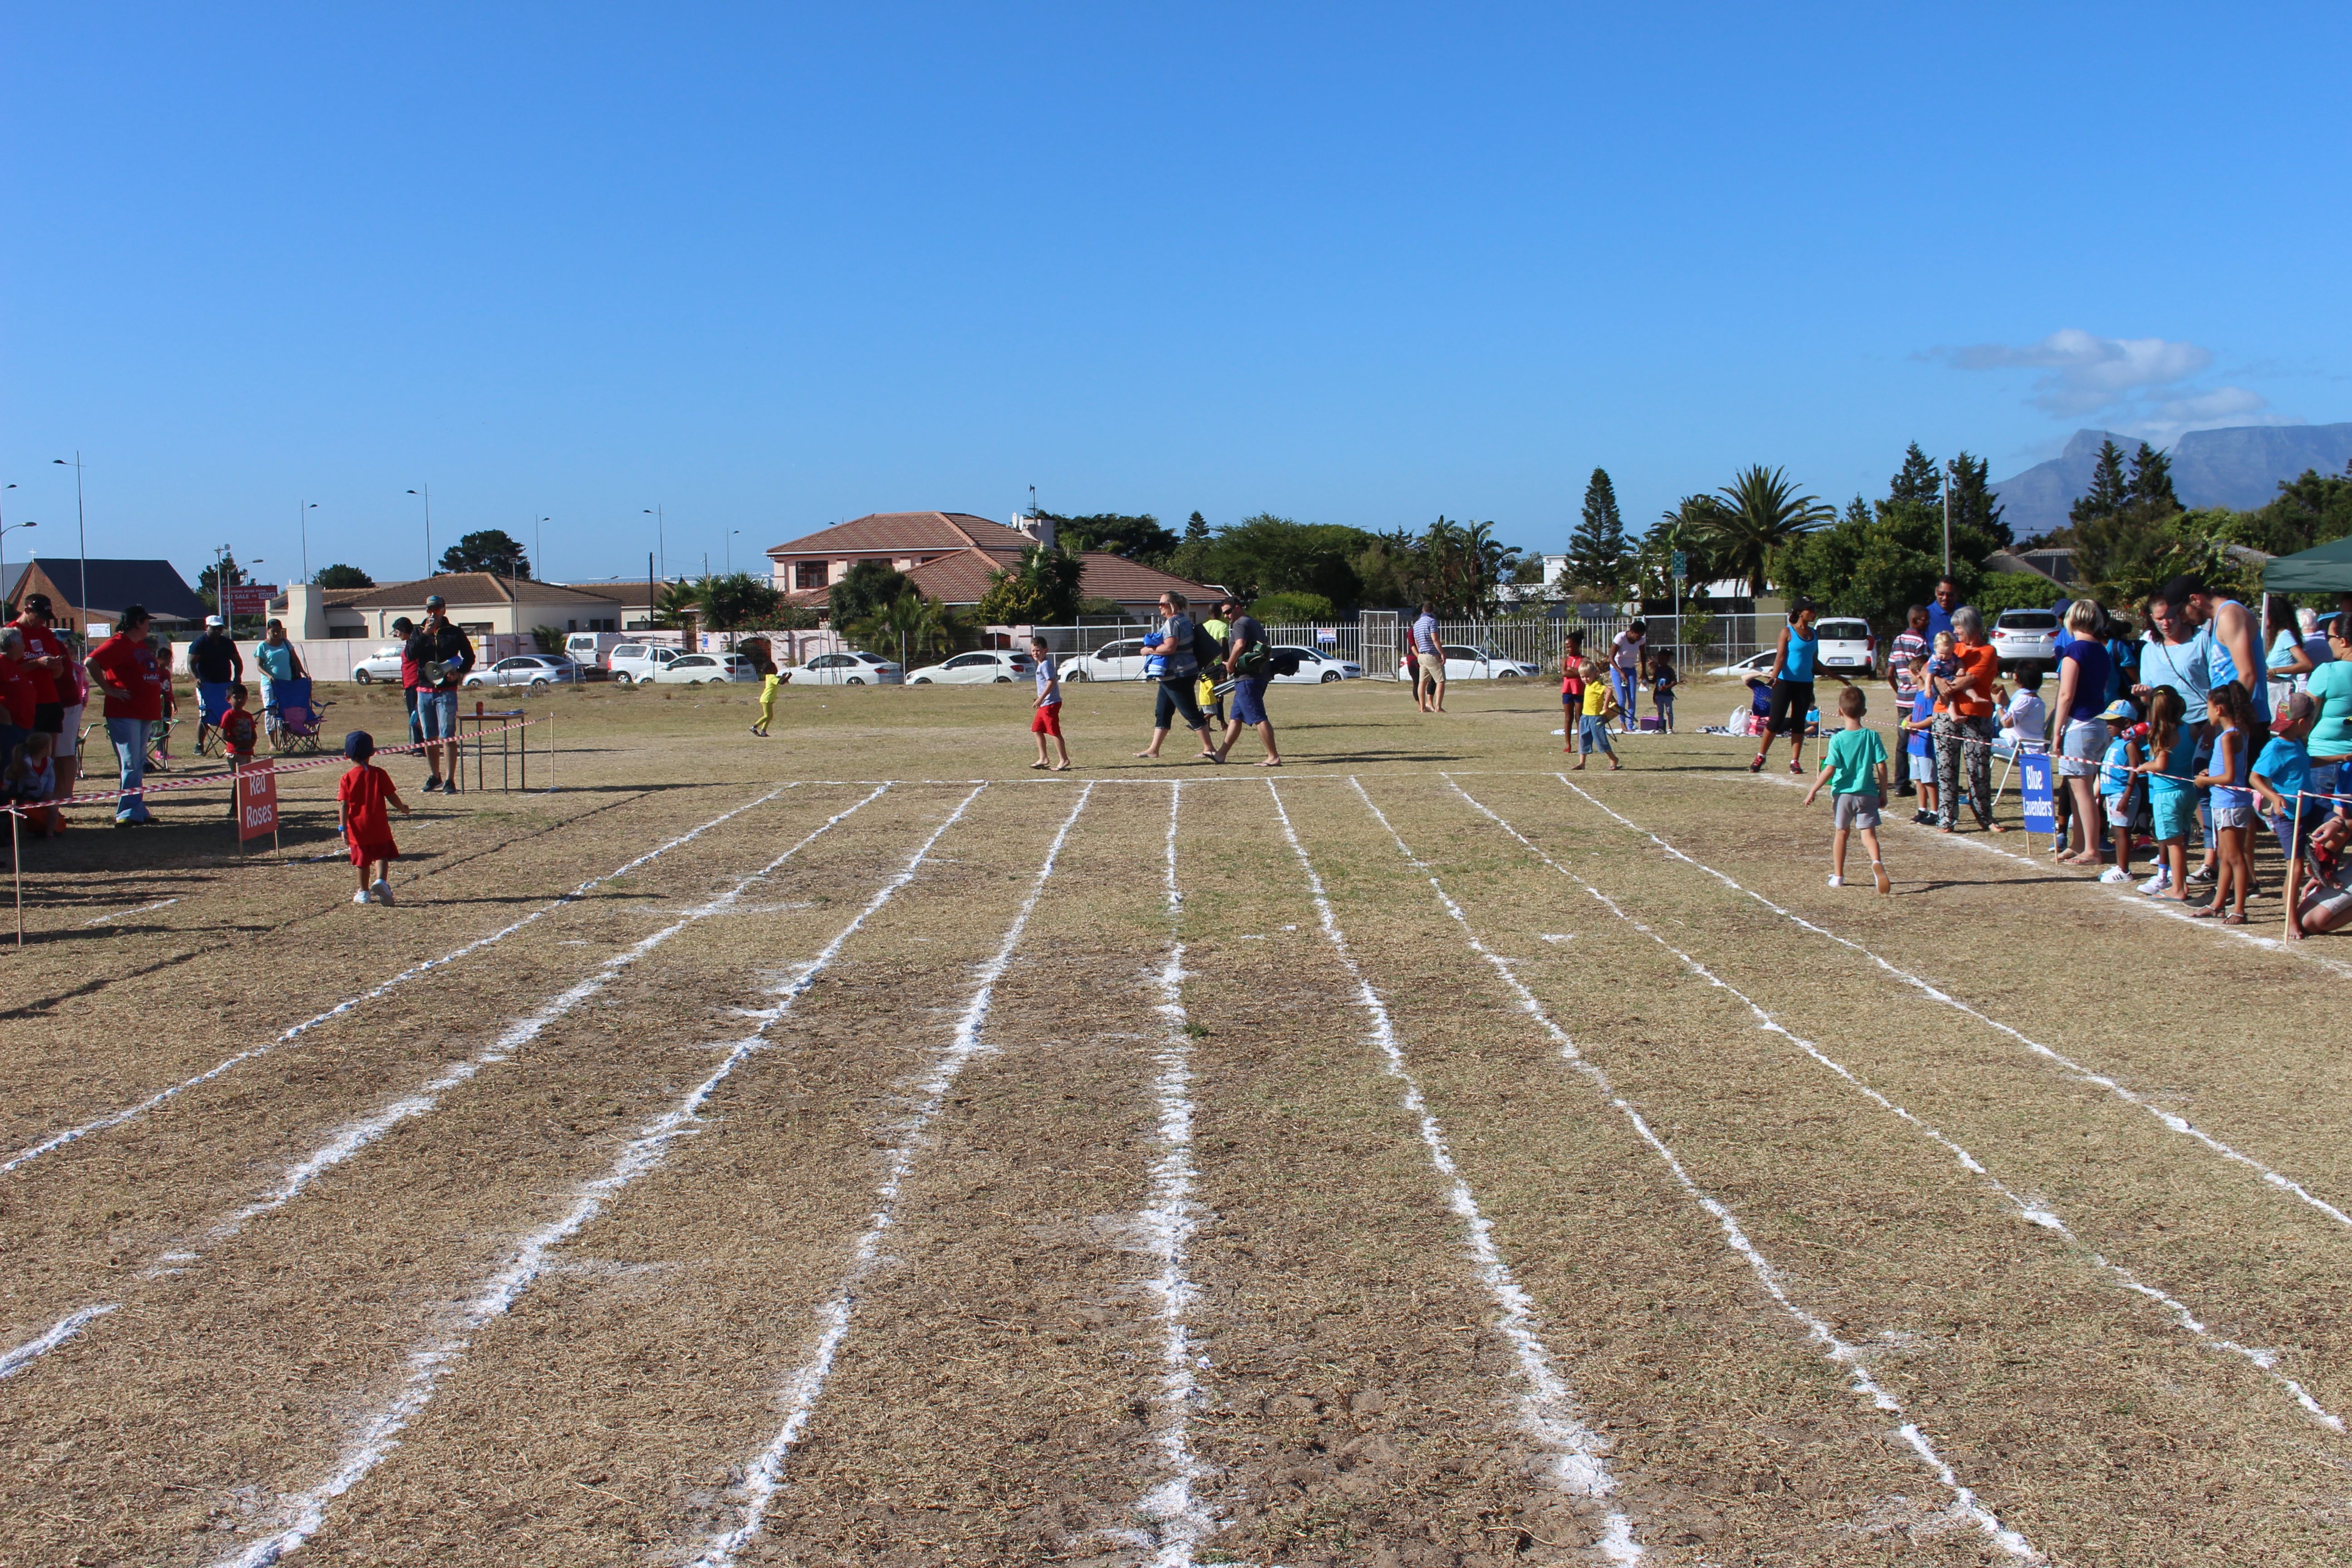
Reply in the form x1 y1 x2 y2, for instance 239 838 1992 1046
652 652 758 685
463 654 583 689
1991 609 2061 672
1705 650 1778 678
1270 646 1363 683
350 645 406 684
1397 644 1539 681
1059 638 1152 682
906 650 1036 685
794 650 904 685
1813 617 1877 677
608 643 684 684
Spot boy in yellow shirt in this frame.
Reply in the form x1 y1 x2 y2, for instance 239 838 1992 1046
1572 657 1621 772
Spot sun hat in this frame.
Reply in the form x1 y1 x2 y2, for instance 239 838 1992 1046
2096 699 2137 722
343 730 376 761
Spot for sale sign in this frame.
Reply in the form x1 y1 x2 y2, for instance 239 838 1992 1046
237 763 279 843
225 584 280 615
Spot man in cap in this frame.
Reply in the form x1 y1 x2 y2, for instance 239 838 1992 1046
404 594 475 792
186 613 245 754
8 592 71 754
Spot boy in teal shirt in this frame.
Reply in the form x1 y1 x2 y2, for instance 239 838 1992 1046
1802 684 1891 893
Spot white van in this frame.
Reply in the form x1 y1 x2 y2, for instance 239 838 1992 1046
564 632 629 671
608 643 684 684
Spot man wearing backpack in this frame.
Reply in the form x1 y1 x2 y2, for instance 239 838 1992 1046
1134 591 1218 762
1215 596 1282 766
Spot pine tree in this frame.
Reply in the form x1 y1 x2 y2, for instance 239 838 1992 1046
1183 510 1209 543
2069 439 2130 525
1883 442 1943 512
1843 495 1872 528
1566 468 1630 595
2128 443 2180 514
1947 451 2009 547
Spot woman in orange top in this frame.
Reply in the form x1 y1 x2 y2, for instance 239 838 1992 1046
1931 606 2005 834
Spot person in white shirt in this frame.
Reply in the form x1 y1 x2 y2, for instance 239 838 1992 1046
1994 666 2047 760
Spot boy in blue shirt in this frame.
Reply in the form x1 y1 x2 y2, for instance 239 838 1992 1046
1802 685 1892 893
2093 699 2141 885
1903 657 1938 825
2253 691 2316 859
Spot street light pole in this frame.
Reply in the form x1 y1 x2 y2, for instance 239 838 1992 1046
534 516 549 584
51 454 86 637
408 486 433 579
645 507 665 581
726 528 740 575
299 500 316 583
0 491 33 617
1941 462 1953 579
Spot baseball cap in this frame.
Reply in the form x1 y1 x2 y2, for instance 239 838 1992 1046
23 593 52 616
391 616 415 633
2271 691 2315 734
2096 699 2137 722
205 614 225 627
343 730 376 761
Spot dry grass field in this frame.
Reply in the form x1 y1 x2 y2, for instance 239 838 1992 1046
3 673 2349 1566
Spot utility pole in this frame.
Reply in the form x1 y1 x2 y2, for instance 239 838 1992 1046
299 500 316 583
51 454 86 637
645 507 665 581
408 486 433 579
1941 462 1953 578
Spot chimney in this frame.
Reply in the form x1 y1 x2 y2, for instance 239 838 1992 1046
1012 513 1057 551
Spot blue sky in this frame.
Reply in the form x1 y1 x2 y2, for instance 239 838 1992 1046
4 2 2347 588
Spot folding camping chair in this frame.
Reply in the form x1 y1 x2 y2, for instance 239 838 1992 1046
270 677 331 755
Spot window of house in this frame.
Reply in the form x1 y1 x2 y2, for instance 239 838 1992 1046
795 561 828 590
461 622 493 636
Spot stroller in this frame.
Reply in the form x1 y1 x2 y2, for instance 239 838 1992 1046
270 677 332 755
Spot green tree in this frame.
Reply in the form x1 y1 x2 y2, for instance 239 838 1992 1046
1197 514 1375 609
849 589 971 663
698 571 783 636
314 563 374 589
1946 451 2010 548
1183 510 1209 544
1044 512 1179 564
1886 442 1943 510
2245 461 2352 552
196 553 250 612
1565 468 1630 596
2129 442 2180 513
438 529 531 578
975 545 1085 626
827 560 911 627
1348 528 1422 610
652 579 703 630
1704 466 1834 596
1642 497 1724 599
1248 591 1337 623
2068 439 2131 528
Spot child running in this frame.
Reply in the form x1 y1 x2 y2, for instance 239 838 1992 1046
1802 685 1891 892
1573 657 1620 771
338 730 411 906
2094 699 2142 884
2193 682 2257 922
749 650 782 737
1029 637 1070 771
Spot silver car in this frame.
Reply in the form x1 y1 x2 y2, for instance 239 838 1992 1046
905 650 1036 685
1991 609 2060 672
350 645 406 684
463 654 582 689
794 651 905 686
1060 638 1153 682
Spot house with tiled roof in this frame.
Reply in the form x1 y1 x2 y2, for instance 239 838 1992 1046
762 512 1215 623
335 573 639 639
4 557 207 635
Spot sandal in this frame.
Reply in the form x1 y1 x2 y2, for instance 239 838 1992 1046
2185 904 2218 918
2221 911 2248 925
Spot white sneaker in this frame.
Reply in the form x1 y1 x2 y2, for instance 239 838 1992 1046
371 879 395 907
353 889 372 905
2139 871 2170 895
1827 874 1843 887
2098 867 2131 884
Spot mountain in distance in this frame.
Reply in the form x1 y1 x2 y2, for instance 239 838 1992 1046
1989 422 2352 541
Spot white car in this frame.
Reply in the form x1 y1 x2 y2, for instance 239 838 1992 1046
1812 617 1877 677
1706 650 1778 678
463 654 582 689
1399 644 1539 681
1060 637 1152 682
1991 609 2060 672
350 645 405 684
608 643 683 684
1271 646 1362 683
906 650 1036 685
653 652 758 685
794 650 904 686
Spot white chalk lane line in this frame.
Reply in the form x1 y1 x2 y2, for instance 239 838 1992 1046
1266 779 1644 1564
0 787 894 1394
681 783 1095 1568
1132 780 1216 1567
210 783 993 1568
1560 773 2352 1239
3 784 797 1181
1358 778 2040 1558
1440 777 2342 1435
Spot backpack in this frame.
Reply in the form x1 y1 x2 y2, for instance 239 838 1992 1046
1233 637 1273 678
1189 619 1222 671
1268 647 1302 678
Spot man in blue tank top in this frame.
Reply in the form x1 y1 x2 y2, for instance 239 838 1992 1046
2169 573 2269 725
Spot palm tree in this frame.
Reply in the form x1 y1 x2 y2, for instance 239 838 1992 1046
652 578 703 629
1704 466 1834 596
851 588 963 665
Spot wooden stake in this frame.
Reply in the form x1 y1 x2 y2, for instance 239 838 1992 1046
2285 787 2305 944
11 807 21 948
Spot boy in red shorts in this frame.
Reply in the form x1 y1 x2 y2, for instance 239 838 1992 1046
1029 637 1070 771
337 730 410 905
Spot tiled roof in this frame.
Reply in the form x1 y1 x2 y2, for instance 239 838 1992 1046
343 573 627 609
12 557 208 622
763 512 1034 559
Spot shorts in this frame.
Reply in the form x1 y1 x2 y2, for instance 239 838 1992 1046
31 701 62 735
55 705 83 757
2056 716 2104 777
1153 675 1205 732
2102 798 2131 829
348 837 400 867
198 681 231 724
2210 805 2252 830
418 689 458 742
1230 677 1269 728
2150 784 2199 842
1832 792 1882 830
1030 702 1063 737
1767 679 1813 737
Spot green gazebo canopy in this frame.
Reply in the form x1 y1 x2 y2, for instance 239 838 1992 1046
2263 535 2352 594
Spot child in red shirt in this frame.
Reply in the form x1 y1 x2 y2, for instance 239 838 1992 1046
337 730 409 906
